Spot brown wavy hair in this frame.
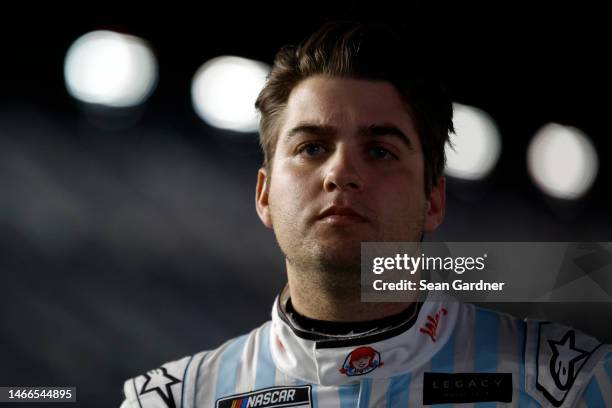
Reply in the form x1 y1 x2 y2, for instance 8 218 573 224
255 21 454 195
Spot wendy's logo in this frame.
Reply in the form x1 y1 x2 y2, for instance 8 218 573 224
339 346 383 376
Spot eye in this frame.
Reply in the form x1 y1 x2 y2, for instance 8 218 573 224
297 142 327 157
368 146 395 160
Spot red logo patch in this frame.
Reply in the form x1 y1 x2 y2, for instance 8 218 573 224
420 307 448 342
339 346 383 376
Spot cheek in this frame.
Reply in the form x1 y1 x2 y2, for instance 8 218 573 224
369 175 428 229
371 172 425 205
268 165 312 217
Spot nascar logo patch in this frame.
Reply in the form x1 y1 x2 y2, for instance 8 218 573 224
216 385 312 408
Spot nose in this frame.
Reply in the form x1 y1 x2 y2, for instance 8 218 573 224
323 146 363 192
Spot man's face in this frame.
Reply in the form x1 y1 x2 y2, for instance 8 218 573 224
256 76 445 273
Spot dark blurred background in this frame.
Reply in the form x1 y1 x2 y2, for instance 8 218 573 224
1 2 610 406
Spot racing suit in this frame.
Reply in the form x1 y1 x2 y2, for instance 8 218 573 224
121 288 612 407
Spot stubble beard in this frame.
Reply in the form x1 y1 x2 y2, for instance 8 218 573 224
277 208 427 300
285 235 363 295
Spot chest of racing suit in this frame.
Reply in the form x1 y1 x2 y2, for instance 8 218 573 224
121 291 612 407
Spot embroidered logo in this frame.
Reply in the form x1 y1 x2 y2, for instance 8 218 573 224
547 330 589 391
423 373 512 404
215 385 312 408
534 322 602 406
419 307 448 342
139 367 181 408
339 346 383 376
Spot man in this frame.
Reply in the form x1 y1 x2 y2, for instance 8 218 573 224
121 22 611 407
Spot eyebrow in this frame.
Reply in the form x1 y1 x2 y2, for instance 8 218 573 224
286 123 414 149
360 124 413 149
286 124 336 139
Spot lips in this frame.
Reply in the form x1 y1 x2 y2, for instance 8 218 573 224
317 205 368 222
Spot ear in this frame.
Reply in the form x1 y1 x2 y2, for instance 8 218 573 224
255 168 273 229
424 176 446 233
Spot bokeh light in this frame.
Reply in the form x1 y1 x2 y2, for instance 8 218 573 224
445 103 502 180
191 56 269 132
527 123 598 200
64 30 158 107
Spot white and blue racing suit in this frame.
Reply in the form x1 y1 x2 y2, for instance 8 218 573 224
121 288 612 407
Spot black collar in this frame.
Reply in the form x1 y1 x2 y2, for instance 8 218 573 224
277 285 424 349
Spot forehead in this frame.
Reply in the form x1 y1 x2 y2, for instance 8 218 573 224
280 76 417 134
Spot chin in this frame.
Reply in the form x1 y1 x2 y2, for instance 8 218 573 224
311 246 362 272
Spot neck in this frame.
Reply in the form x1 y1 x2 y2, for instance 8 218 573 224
286 260 415 322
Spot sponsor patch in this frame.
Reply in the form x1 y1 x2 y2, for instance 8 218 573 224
419 307 448 343
216 385 312 408
535 323 602 406
339 346 383 376
423 373 512 404
139 367 181 408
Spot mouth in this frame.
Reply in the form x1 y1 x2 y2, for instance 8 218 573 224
316 206 368 224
